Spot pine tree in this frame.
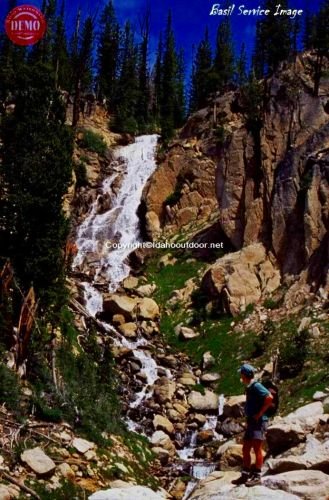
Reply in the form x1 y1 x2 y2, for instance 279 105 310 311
72 15 94 127
312 0 329 96
252 22 265 79
136 6 151 132
303 11 316 50
235 43 247 86
291 17 301 63
213 19 234 91
254 0 292 76
160 11 178 142
174 48 186 127
97 0 120 105
152 32 163 125
190 27 213 112
0 0 26 100
30 0 58 65
53 1 70 89
114 22 138 133
0 63 73 307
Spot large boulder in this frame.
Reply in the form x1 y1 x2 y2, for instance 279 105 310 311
154 378 176 404
103 294 138 321
201 244 280 316
178 326 200 340
21 447 56 476
188 390 219 411
219 443 244 470
267 436 329 475
222 395 245 419
103 295 159 321
122 276 138 290
266 422 306 456
118 322 138 338
187 471 299 499
136 298 160 320
285 402 324 428
262 470 329 499
153 415 174 435
150 431 176 457
89 486 166 500
216 440 255 470
0 485 20 500
202 351 215 370
201 372 221 383
187 470 240 499
267 402 324 455
72 437 95 454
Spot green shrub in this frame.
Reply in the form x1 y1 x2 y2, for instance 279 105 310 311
164 176 185 207
279 329 310 379
111 115 138 135
213 125 227 146
56 329 123 443
32 395 62 422
74 161 88 188
79 129 107 155
263 298 280 310
191 383 206 395
34 479 89 499
0 363 22 412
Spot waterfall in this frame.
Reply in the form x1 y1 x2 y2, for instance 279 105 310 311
73 134 224 499
74 134 159 291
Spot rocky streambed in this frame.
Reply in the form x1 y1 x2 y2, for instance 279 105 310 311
71 134 329 500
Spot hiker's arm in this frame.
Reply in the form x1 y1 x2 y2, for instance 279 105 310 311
254 394 273 420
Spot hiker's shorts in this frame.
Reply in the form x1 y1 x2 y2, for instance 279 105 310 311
244 418 268 441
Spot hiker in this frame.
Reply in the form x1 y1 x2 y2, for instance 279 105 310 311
232 363 273 487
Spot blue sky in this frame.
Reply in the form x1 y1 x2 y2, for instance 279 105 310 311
1 0 320 73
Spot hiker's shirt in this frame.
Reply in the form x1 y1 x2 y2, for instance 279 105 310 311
245 381 270 422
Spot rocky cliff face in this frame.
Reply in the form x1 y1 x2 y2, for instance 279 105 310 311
141 142 219 241
142 53 329 310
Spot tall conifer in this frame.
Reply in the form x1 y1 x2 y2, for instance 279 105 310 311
190 28 213 112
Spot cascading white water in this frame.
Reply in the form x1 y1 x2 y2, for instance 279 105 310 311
83 282 103 317
130 350 159 408
73 134 227 498
73 134 162 418
74 134 159 291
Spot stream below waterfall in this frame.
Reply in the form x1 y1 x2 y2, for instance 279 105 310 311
73 134 226 498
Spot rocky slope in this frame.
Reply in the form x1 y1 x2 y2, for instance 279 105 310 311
142 53 329 314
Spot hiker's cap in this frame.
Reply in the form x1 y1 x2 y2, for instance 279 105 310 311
238 363 256 378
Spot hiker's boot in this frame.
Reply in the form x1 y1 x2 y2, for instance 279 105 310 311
246 469 262 487
232 469 250 485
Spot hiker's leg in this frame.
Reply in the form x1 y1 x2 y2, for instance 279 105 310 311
252 439 264 470
232 439 251 485
245 439 263 487
242 439 252 469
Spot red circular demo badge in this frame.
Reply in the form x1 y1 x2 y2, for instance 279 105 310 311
5 5 47 46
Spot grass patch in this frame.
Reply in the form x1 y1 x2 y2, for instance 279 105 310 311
30 479 89 499
0 363 22 414
79 129 107 156
145 249 257 395
144 248 329 411
147 249 204 305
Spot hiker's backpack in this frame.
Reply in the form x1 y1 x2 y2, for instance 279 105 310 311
262 379 279 417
